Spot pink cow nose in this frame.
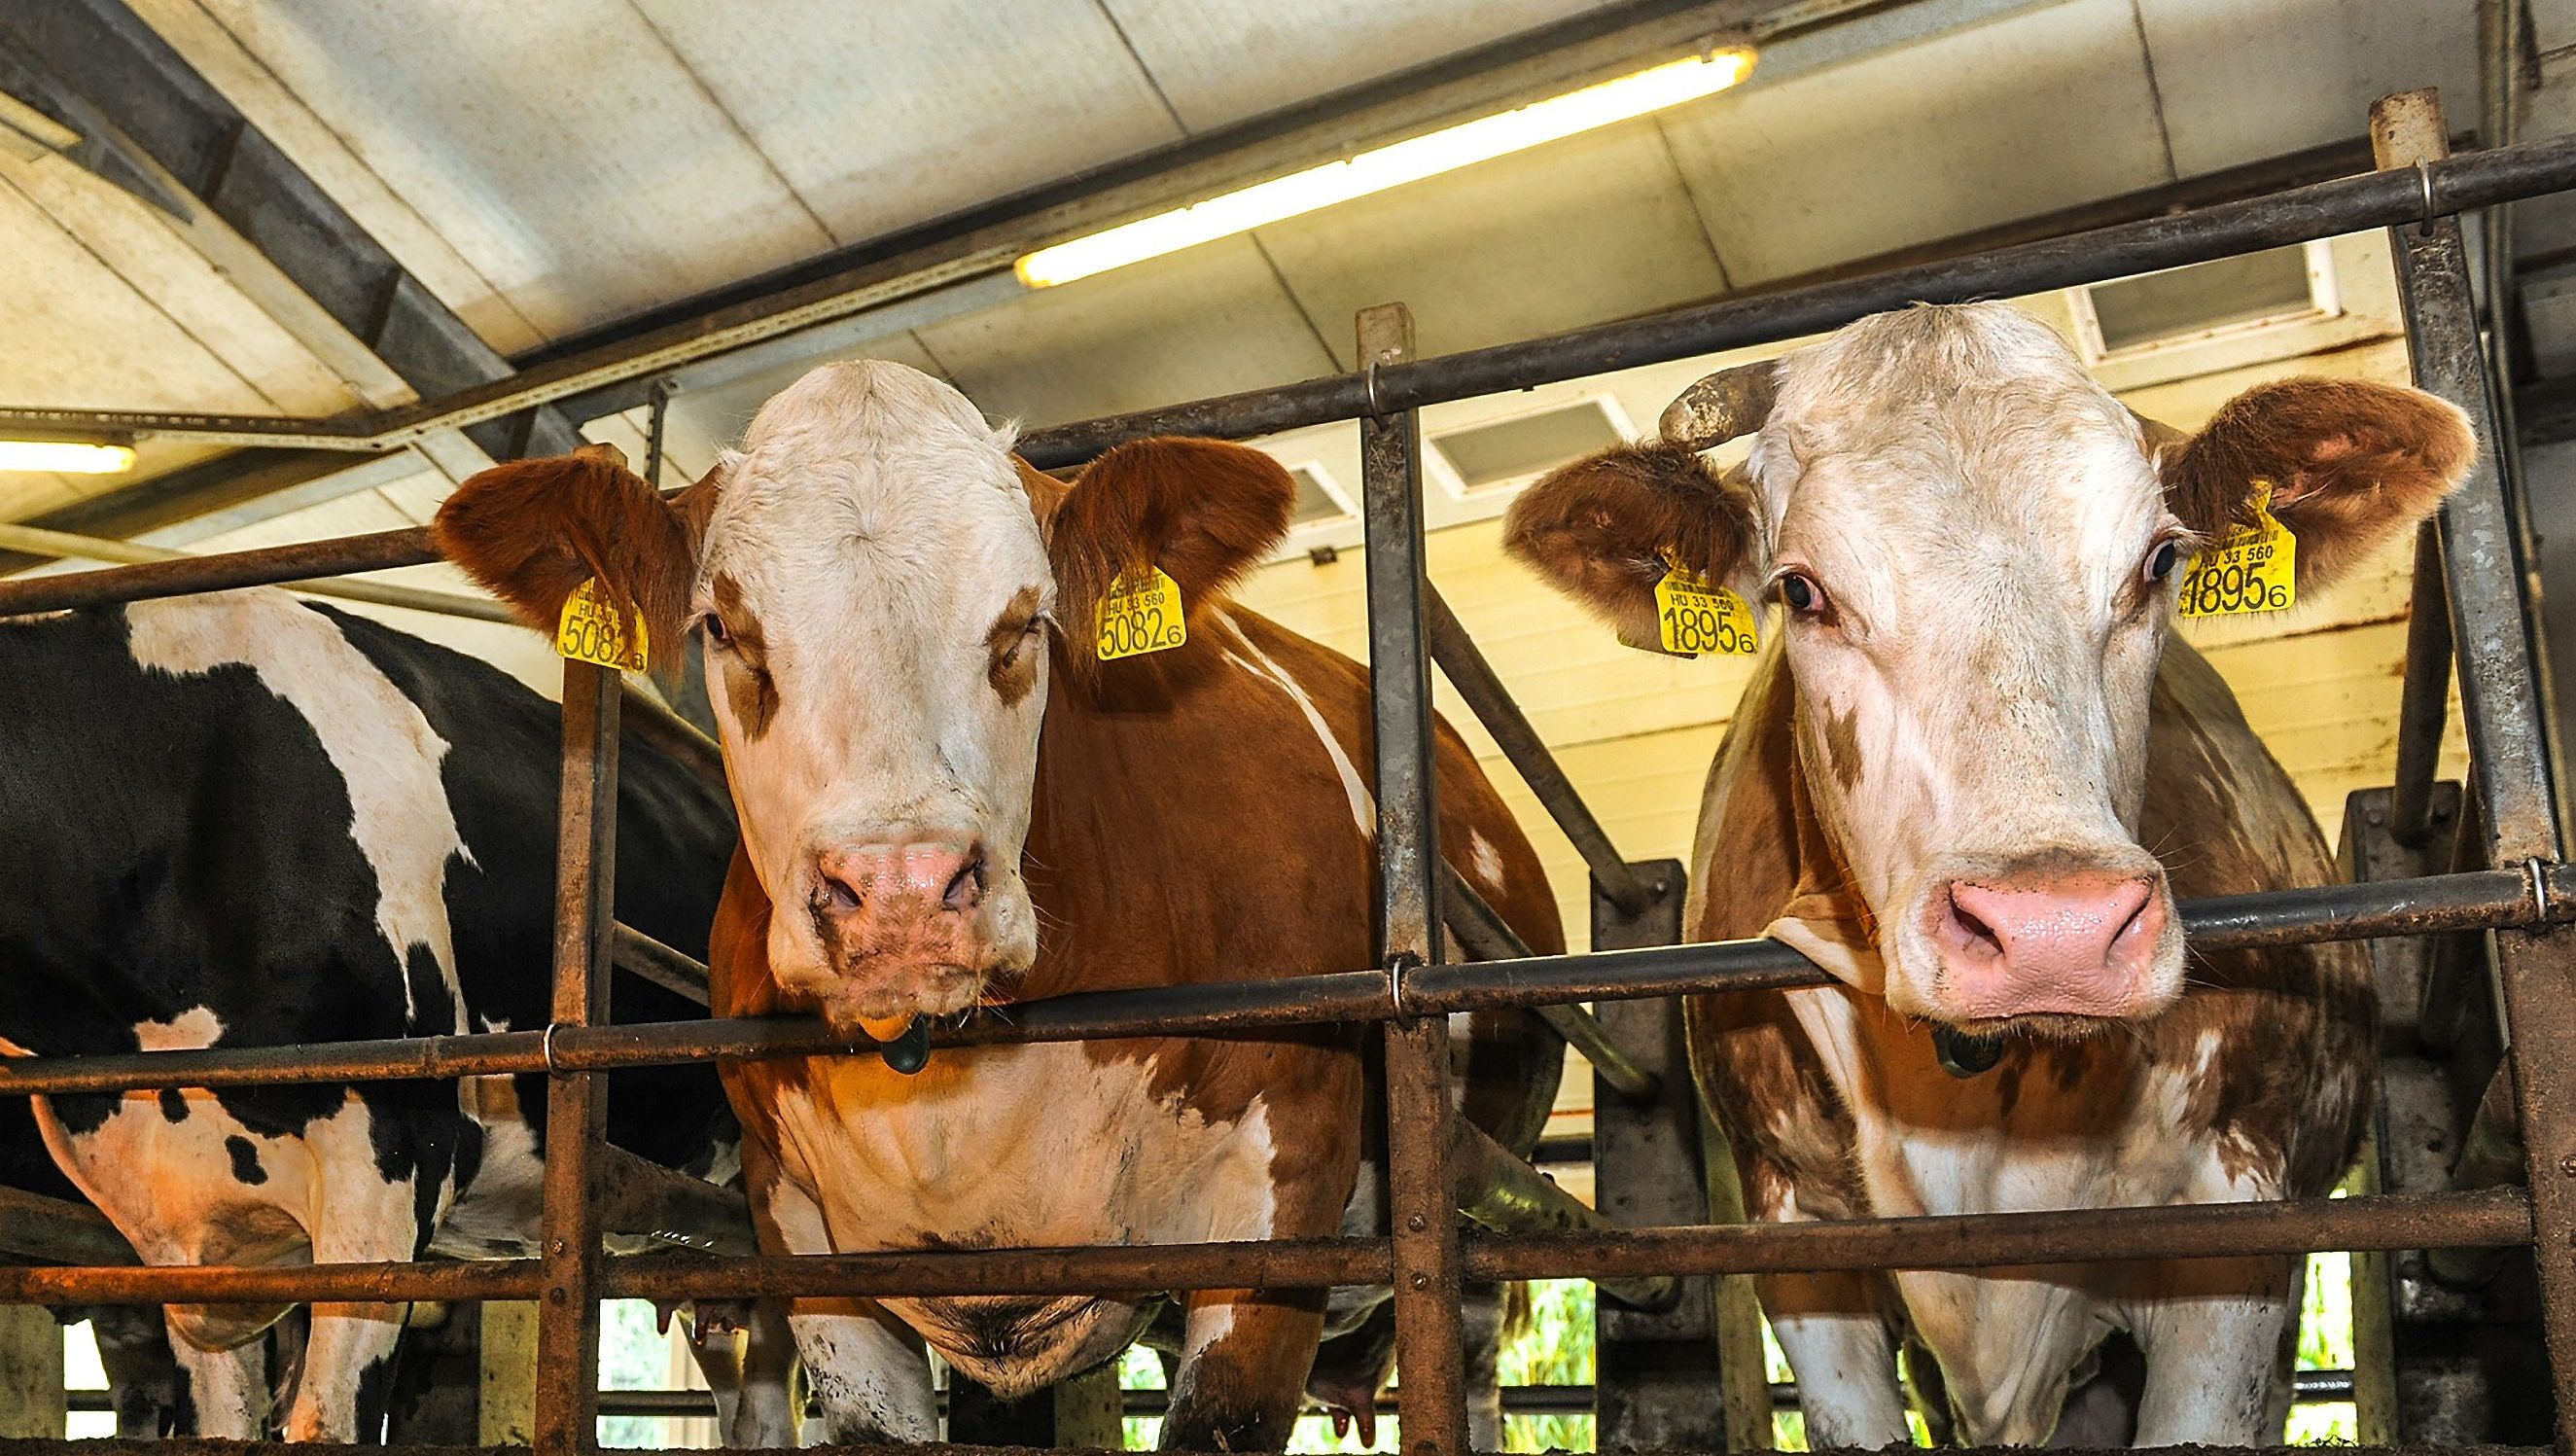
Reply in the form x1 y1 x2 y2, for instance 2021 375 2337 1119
1931 869 2167 1020
812 836 987 934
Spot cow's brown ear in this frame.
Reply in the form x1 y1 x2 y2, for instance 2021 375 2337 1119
1504 441 1764 647
1043 435 1294 642
2160 378 2474 593
433 443 704 672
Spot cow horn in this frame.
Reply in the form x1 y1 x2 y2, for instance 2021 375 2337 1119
1658 361 1779 451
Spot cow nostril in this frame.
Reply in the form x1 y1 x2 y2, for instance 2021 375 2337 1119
943 852 987 912
1943 887 2004 960
815 872 863 915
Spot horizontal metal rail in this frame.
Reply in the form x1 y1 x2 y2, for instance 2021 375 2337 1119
0 1188 2520 1308
0 868 2554 1096
4 133 2576 460
0 521 511 622
0 525 438 616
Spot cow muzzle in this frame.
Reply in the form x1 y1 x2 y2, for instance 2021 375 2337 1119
787 828 1026 1035
1915 854 2179 1028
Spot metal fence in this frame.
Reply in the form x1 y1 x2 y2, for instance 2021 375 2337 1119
0 91 2572 1456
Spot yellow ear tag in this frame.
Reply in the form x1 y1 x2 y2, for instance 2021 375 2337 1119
2176 480 2297 619
1095 566 1186 661
554 577 651 671
1652 555 1760 657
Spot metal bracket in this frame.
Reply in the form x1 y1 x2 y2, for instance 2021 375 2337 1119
1386 949 1422 1020
2526 856 2558 927
1362 355 1390 421
2417 160 2441 232
541 1021 564 1075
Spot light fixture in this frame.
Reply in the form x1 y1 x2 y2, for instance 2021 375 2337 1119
0 438 135 475
1015 46 1756 288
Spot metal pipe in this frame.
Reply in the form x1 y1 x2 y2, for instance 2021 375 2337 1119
15 134 2576 460
0 867 2565 1096
1443 864 1660 1101
0 521 513 622
1359 301 1471 1456
1447 1116 1676 1311
611 923 711 1008
0 1187 2519 1309
2389 520 2454 846
1424 582 1650 913
0 526 438 617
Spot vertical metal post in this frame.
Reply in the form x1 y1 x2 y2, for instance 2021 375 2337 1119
1590 860 1765 1451
2376 88 2576 1451
1359 302 1467 1456
533 659 620 1456
643 379 674 490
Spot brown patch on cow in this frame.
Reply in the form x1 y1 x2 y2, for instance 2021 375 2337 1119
1816 701 1863 795
433 442 710 674
710 573 778 738
985 585 1043 706
1041 437 1295 695
1503 442 1762 650
2159 377 2473 591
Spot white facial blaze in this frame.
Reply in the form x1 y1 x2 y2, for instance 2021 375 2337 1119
693 362 1051 1009
1744 305 2183 1019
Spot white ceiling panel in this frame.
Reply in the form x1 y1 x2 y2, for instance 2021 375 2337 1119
915 236 1335 427
1253 120 1728 367
125 0 552 355
1100 0 1625 133
2136 0 2479 177
1660 0 2172 285
632 0 1185 247
186 0 838 338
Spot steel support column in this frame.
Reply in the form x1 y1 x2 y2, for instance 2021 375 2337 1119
2377 88 2576 1452
532 660 619 1456
1360 302 1468 1456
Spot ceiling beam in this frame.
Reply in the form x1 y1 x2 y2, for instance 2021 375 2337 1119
0 0 578 551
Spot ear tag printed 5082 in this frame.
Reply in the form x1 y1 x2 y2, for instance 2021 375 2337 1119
1095 566 1186 661
2177 481 2297 619
555 577 651 671
1652 555 1760 657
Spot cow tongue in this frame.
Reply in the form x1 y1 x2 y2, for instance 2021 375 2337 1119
857 1012 916 1045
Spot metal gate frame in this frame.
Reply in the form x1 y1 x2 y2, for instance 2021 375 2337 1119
0 92 2572 1456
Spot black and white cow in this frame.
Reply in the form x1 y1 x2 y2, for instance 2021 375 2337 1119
0 586 739 1440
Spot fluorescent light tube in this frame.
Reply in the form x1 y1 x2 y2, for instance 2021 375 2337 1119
1017 48 1755 288
0 440 135 475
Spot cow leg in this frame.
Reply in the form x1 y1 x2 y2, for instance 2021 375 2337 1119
86 1306 187 1438
166 1321 270 1438
1161 1288 1324 1452
749 1146 933 1443
716 1300 805 1447
1760 1269 1909 1447
2128 1255 2295 1445
280 1304 408 1442
1461 1281 1508 1449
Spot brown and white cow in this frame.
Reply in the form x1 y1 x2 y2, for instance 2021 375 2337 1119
1505 302 2471 1445
434 363 1564 1449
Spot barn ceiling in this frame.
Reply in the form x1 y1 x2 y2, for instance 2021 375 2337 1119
0 0 2486 536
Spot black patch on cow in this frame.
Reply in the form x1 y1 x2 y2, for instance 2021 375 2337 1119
224 1135 266 1186
400 945 449 1036
354 1347 400 1445
159 1088 188 1123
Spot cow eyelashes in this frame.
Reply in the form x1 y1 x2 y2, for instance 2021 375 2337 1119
700 613 734 650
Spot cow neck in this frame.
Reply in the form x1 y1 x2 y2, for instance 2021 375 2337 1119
1757 692 1887 996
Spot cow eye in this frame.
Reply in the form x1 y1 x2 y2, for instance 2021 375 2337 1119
1778 571 1827 617
701 613 733 649
2143 540 2184 584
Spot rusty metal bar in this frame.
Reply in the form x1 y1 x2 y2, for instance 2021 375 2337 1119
0 525 437 616
0 867 2566 1096
2376 88 2576 1454
2390 521 2455 847
1424 581 1650 913
534 659 618 1456
0 1187 2522 1309
1441 862 1659 1100
610 922 710 1008
0 521 513 622
1359 302 1469 1456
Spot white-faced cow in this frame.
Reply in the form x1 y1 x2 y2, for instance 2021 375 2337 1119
435 362 1566 1450
0 586 741 1439
1504 302 2471 1446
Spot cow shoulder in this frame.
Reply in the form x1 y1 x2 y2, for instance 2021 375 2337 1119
1680 653 1863 1220
2140 641 2376 1197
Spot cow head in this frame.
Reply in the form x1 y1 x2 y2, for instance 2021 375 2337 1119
434 363 1291 1037
1507 302 2471 1033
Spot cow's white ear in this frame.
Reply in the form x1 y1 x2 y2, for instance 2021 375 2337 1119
2163 378 2474 593
1504 442 1765 647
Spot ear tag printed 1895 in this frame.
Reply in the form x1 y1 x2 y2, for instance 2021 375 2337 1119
1652 553 1760 657
1095 566 1186 661
555 577 651 671
2177 481 2297 619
